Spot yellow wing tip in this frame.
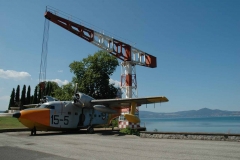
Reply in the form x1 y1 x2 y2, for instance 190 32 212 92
148 97 169 103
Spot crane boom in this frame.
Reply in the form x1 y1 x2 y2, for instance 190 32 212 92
44 11 157 68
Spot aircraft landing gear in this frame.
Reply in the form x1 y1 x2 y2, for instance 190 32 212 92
31 127 36 136
87 126 94 134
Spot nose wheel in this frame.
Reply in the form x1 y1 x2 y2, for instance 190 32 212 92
31 127 36 136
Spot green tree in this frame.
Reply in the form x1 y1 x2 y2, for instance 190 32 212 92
69 50 119 99
53 83 74 100
20 85 26 110
48 82 52 95
32 86 38 104
15 85 20 106
26 85 31 104
38 82 45 99
47 81 59 97
38 86 42 103
45 81 50 96
30 95 34 104
8 88 15 110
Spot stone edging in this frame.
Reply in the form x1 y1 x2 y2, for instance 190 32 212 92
140 131 240 142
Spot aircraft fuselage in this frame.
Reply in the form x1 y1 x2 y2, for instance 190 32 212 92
13 99 110 134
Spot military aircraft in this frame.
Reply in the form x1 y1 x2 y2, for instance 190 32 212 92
12 92 168 135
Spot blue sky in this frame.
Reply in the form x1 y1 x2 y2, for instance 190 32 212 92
0 0 239 112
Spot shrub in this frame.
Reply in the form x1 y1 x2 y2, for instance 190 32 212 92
120 127 140 136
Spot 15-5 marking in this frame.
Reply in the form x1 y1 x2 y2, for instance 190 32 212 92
51 115 69 125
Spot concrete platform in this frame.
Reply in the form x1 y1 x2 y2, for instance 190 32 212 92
0 131 240 160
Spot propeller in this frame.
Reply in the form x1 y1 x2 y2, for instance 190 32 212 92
73 83 80 103
66 83 84 108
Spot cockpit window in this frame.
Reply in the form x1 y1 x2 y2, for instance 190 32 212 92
39 104 55 109
48 105 55 109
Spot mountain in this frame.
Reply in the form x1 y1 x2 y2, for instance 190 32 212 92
139 108 240 118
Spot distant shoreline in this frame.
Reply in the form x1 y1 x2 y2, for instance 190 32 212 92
140 115 240 119
139 108 240 118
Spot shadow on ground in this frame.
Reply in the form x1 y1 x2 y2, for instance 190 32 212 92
27 129 127 137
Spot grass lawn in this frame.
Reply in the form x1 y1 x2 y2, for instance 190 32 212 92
0 117 25 129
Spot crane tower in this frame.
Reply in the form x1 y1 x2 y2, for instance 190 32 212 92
44 7 157 128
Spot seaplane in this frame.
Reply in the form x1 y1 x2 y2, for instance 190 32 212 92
12 88 168 135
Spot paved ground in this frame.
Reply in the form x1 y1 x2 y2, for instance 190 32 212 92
0 131 240 160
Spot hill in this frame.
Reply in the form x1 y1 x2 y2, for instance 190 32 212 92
139 108 240 118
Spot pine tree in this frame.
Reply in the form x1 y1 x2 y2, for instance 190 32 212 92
8 88 15 110
38 86 42 103
30 95 34 104
33 86 38 104
20 85 26 110
26 85 31 104
15 85 20 106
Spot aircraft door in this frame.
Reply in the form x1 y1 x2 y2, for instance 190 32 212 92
77 108 93 127
77 112 85 127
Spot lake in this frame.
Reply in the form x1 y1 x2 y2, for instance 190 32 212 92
140 116 240 134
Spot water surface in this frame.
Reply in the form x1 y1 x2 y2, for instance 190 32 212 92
140 116 240 133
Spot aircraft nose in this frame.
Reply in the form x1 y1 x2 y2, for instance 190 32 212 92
12 112 21 118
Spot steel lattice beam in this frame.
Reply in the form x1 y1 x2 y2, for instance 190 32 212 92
44 11 157 68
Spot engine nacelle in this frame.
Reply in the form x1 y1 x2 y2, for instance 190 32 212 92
93 105 117 113
73 92 94 108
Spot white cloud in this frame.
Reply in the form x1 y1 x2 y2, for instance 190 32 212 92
49 78 119 87
109 79 120 87
0 69 31 80
0 96 9 101
58 70 63 73
50 79 69 86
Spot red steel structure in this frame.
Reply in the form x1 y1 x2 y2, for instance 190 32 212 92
44 7 157 128
44 11 156 67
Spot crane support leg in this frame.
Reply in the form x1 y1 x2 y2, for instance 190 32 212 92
121 61 137 98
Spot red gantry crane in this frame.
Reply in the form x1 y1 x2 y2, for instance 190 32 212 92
43 7 157 128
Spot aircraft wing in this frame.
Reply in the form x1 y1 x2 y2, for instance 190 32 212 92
23 104 40 108
91 96 168 109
